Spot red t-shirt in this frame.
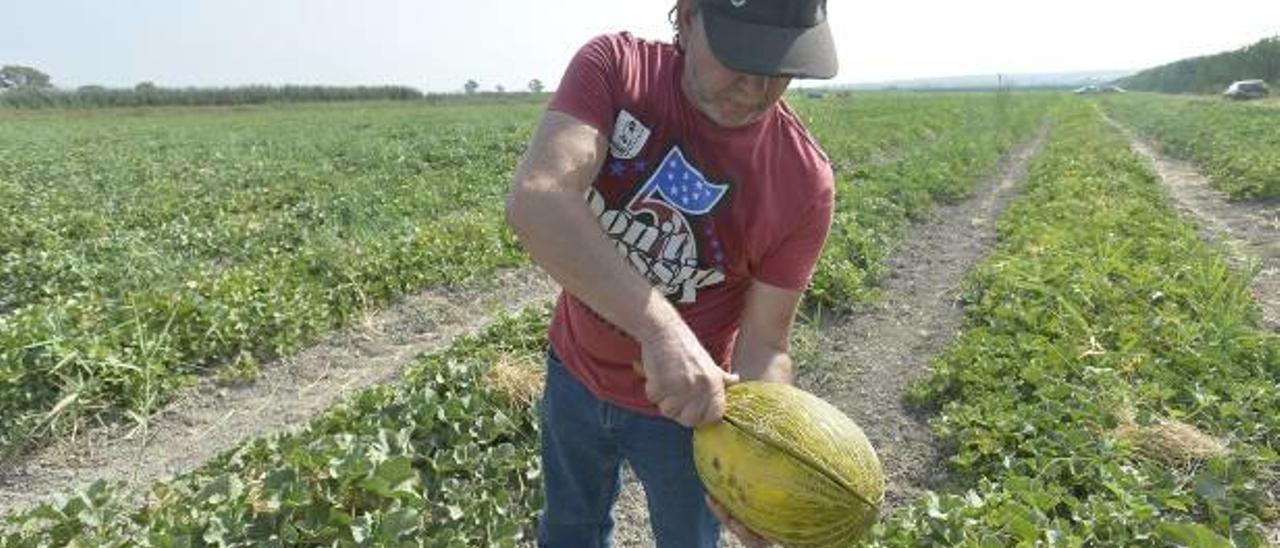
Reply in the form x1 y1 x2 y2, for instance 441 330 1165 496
546 32 835 415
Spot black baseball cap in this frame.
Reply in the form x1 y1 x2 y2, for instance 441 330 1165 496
699 0 838 79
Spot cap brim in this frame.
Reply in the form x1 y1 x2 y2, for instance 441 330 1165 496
701 4 838 79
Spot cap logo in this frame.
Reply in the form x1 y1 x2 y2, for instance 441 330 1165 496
730 0 746 7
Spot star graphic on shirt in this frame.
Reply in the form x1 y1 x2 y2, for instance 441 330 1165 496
609 160 627 176
633 158 648 173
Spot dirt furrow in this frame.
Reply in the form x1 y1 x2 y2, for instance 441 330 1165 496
1106 116 1280 332
608 130 1049 547
0 267 559 516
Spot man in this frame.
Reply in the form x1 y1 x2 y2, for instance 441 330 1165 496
504 0 837 546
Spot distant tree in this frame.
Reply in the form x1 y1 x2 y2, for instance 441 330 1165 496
2 84 423 109
135 81 157 92
495 84 505 94
1117 35 1280 93
0 65 52 89
464 79 479 94
528 78 544 93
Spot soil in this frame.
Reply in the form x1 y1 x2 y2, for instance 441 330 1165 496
1106 117 1280 332
607 130 1049 547
0 267 560 516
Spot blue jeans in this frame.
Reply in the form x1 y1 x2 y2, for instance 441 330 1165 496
537 348 720 548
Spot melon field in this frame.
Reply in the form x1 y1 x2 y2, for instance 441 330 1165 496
0 92 1276 546
1099 94 1280 198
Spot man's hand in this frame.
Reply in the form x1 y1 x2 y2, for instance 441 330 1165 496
635 325 738 427
707 495 773 547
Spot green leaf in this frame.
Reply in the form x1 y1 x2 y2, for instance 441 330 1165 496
1155 522 1232 548
194 475 243 506
361 456 419 499
375 508 420 541
997 505 1040 542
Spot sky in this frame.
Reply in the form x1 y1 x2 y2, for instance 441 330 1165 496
4 0 1278 93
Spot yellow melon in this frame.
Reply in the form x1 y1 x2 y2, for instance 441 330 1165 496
693 382 884 547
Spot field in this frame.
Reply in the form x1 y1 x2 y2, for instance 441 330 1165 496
1 93 1276 546
0 94 1045 457
0 101 542 456
1100 93 1280 198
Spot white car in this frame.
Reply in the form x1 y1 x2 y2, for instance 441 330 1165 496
1073 84 1125 95
1223 80 1269 100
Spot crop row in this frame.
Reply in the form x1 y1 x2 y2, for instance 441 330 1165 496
1100 93 1280 198
0 94 1048 456
0 103 541 456
873 102 1278 545
807 92 1051 305
1 308 552 547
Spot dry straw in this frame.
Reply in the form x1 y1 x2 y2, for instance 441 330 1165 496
1113 407 1227 468
482 353 546 409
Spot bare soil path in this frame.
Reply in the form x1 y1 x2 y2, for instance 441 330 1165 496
608 130 1050 547
1106 117 1280 332
0 267 559 516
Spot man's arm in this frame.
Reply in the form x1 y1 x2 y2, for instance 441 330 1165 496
504 110 736 427
504 111 667 341
730 280 805 384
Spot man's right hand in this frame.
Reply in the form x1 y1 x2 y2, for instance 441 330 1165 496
636 326 739 428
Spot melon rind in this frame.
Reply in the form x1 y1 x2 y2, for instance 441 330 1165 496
693 382 884 547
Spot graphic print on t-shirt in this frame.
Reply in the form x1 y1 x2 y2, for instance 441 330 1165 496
587 130 730 304
609 109 650 159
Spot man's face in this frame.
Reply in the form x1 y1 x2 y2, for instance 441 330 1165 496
680 9 791 128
